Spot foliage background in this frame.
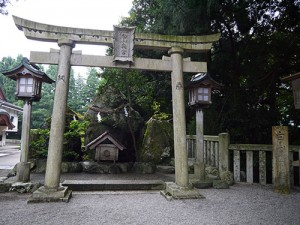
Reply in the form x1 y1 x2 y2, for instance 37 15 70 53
1 0 299 156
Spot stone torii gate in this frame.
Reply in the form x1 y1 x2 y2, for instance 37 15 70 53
12 16 219 201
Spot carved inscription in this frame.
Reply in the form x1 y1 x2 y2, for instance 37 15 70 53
113 26 135 62
57 74 65 82
272 126 290 194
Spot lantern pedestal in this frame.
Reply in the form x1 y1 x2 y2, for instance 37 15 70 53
194 162 206 180
16 162 31 182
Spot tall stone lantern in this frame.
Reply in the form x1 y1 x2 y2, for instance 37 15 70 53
187 72 222 180
282 72 300 109
2 58 54 182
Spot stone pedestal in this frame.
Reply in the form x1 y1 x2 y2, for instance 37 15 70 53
161 182 204 200
16 162 31 183
194 161 206 180
28 185 72 203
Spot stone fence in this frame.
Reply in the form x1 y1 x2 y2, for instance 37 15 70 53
5 139 21 145
186 133 300 188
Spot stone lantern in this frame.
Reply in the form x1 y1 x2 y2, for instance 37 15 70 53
282 72 300 109
187 72 222 180
2 58 54 182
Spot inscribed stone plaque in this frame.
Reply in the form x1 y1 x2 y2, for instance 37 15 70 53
113 26 135 62
272 126 290 194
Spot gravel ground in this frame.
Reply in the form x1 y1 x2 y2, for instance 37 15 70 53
1 182 300 225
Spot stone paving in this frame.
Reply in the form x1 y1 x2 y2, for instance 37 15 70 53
1 180 300 225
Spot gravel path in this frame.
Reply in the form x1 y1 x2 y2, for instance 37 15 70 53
1 183 300 225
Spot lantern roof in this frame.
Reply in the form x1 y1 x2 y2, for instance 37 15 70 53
1 57 54 84
188 72 222 89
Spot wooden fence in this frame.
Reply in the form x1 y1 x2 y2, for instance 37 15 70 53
186 134 300 186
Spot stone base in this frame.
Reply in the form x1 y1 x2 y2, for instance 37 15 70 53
16 162 31 182
213 180 229 189
192 180 213 189
193 162 205 180
28 185 72 203
160 182 204 200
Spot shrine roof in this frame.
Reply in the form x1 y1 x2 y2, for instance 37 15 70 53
85 131 126 150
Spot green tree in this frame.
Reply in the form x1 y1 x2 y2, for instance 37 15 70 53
0 55 23 104
124 0 300 144
31 65 56 128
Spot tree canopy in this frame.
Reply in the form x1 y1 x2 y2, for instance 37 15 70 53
122 0 300 144
1 0 300 145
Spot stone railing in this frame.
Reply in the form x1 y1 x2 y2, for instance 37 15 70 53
6 139 21 144
229 144 271 184
229 144 300 186
186 133 229 172
186 134 300 187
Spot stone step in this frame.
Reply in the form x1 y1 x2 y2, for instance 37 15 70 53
62 179 165 191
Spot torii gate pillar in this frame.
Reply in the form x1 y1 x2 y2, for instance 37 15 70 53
30 39 74 202
162 47 202 199
169 47 189 187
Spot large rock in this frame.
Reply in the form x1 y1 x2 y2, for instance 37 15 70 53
85 86 144 162
133 162 156 174
220 170 234 186
61 162 83 173
205 166 220 180
140 118 173 164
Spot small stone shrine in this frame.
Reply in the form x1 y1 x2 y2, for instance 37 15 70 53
86 131 126 162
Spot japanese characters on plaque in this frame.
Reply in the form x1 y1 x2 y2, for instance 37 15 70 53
113 26 135 62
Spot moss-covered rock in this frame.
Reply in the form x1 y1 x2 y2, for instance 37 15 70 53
140 117 173 164
85 86 144 162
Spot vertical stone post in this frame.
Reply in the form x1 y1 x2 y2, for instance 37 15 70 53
218 133 229 172
272 126 290 194
31 39 74 202
16 99 32 182
1 131 6 146
168 47 189 188
44 39 74 189
161 47 202 199
194 108 205 180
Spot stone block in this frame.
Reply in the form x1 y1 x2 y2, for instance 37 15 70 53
61 162 83 173
192 180 213 189
133 162 156 174
213 180 229 189
28 185 72 203
219 170 234 186
0 183 11 193
31 159 47 173
156 165 175 174
161 182 204 200
62 180 165 191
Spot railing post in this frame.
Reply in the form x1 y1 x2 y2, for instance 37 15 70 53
246 151 254 183
218 133 230 172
